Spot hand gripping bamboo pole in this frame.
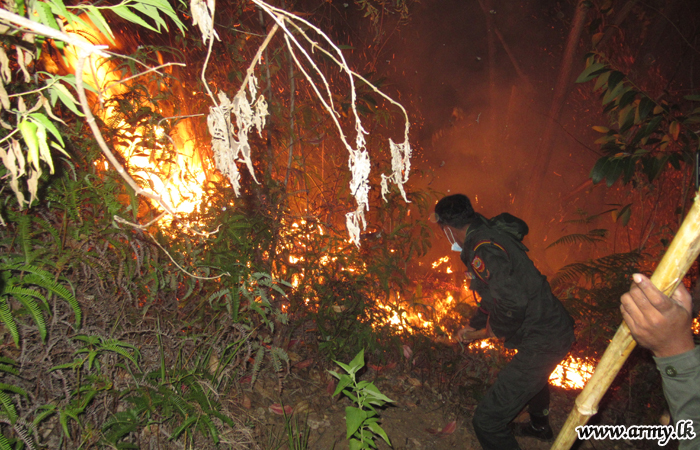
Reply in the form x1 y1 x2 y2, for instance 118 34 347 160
551 190 700 450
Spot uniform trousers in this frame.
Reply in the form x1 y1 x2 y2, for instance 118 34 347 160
472 345 571 450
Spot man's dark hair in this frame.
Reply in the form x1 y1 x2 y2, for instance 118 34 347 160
434 194 475 228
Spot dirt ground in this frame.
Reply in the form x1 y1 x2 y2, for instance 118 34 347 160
238 353 679 450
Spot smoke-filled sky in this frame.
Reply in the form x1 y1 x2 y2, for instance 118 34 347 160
367 0 594 270
366 0 700 273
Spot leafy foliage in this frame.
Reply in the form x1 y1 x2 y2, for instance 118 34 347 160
577 54 699 188
329 350 393 449
0 0 185 208
0 263 80 346
0 0 425 447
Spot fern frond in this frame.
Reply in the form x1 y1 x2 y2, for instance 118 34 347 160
8 292 47 341
207 289 230 308
167 392 193 417
32 405 57 427
551 263 598 286
100 340 141 369
0 431 10 450
208 409 235 428
170 414 197 440
17 215 31 266
0 384 27 398
22 273 81 327
0 357 18 376
200 414 219 444
32 217 61 251
0 391 18 424
546 232 607 250
552 252 641 287
0 366 18 377
0 299 19 347
270 347 290 374
3 286 48 309
0 264 81 327
250 346 265 387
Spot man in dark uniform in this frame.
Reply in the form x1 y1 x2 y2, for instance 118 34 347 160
433 194 575 450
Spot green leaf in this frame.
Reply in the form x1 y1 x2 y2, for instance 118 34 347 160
618 90 637 108
367 420 391 446
133 3 168 31
84 5 115 43
636 97 654 123
334 360 353 375
607 71 625 91
602 83 626 105
29 112 65 148
363 383 394 403
620 204 632 226
137 0 186 33
617 105 635 133
576 62 606 83
111 5 159 33
644 115 664 136
346 406 367 439
592 70 610 92
348 349 365 373
19 119 40 171
35 2 59 29
50 83 84 117
332 374 353 397
605 158 624 187
590 156 609 185
591 125 609 133
47 0 70 24
349 438 364 450
683 94 700 101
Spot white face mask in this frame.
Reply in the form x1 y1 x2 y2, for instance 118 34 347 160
444 228 463 253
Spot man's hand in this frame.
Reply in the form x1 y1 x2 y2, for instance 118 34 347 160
457 325 489 343
620 273 695 358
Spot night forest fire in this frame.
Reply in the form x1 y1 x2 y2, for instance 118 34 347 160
58 9 600 390
2 0 700 448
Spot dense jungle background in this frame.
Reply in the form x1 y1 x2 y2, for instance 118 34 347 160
1 0 700 448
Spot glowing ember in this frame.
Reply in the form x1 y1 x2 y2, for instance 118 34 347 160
431 256 449 269
549 355 595 389
467 339 595 389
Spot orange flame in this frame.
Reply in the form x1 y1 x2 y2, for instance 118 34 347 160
61 19 212 222
372 256 597 389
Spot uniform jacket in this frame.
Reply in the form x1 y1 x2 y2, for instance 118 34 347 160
654 346 700 449
461 214 575 352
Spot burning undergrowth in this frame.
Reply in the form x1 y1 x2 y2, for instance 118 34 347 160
5 0 699 448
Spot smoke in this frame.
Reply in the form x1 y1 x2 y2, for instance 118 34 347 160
375 0 611 274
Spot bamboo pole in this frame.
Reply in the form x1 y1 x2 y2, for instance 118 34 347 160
551 190 700 450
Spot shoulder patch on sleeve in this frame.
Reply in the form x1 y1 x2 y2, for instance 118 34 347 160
471 255 491 282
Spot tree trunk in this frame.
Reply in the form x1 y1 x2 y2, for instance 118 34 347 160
477 0 497 158
524 0 589 213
